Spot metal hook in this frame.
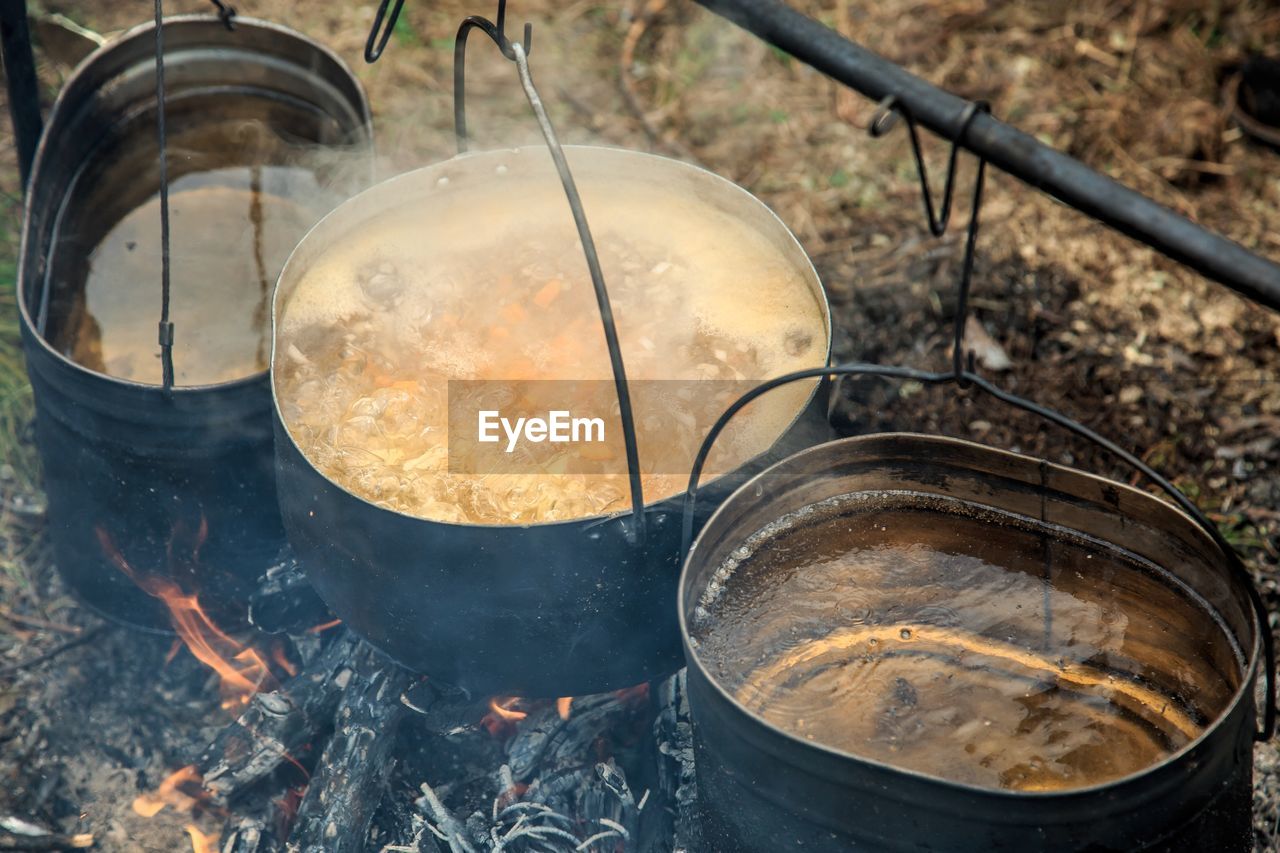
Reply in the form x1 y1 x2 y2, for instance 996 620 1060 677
454 0 534 152
868 97 988 236
210 0 236 31
868 97 989 385
365 0 407 63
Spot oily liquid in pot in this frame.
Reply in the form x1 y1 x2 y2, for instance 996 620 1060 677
691 493 1242 791
55 166 325 386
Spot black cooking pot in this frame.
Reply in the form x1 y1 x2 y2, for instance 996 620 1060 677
271 146 834 697
17 16 372 630
680 433 1264 852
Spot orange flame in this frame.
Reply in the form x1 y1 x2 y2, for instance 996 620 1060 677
306 618 343 634
615 682 651 706
132 766 207 818
184 824 219 853
557 696 573 720
490 696 527 721
481 696 528 738
97 526 278 708
271 643 299 678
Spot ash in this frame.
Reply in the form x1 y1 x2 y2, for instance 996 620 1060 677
0 552 702 852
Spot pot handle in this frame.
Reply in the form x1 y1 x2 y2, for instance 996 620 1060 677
679 363 1278 742
449 4 649 545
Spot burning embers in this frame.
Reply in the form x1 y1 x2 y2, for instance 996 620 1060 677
481 695 578 739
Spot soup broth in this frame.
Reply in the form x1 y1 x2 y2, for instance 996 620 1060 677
274 159 828 524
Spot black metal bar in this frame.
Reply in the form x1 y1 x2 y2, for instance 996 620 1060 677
0 0 42 190
691 0 1280 312
449 4 647 543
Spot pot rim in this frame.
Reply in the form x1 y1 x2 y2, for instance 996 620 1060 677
269 144 834 530
679 431 1264 799
16 13 372 396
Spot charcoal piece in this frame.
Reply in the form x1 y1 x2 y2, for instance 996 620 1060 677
285 642 413 853
248 553 332 635
220 817 281 853
196 631 360 804
654 671 700 852
506 693 633 782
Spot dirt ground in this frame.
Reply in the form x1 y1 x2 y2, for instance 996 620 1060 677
1 0 1279 850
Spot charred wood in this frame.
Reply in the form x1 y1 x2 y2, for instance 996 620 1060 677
285 643 412 853
220 817 281 853
0 817 91 851
248 554 332 637
654 672 699 853
196 631 361 804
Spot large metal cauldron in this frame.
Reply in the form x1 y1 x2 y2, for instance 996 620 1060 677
271 146 833 697
17 16 372 630
680 433 1262 852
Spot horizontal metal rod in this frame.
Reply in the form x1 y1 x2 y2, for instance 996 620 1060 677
693 0 1280 312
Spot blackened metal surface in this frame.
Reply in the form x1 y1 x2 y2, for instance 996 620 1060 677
692 0 1280 312
17 16 372 630
680 434 1262 852
0 0 40 189
274 390 833 699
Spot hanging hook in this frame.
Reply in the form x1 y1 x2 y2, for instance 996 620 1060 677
867 97 989 385
454 0 534 152
210 0 236 31
868 97 988 236
365 0 407 63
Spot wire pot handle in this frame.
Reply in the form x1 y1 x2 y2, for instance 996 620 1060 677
678 363 1277 742
449 2 647 545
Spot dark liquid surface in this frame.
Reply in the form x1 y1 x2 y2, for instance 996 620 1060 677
57 166 323 385
42 107 358 387
691 494 1241 791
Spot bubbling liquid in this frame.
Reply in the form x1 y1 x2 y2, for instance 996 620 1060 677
691 493 1242 791
274 159 828 524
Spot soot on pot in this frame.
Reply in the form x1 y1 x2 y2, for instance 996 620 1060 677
690 490 1243 791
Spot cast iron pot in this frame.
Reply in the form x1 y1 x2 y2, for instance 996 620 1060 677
17 16 372 630
680 433 1263 852
271 146 833 697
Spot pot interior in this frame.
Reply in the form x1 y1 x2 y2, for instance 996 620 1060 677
32 17 370 389
683 433 1255 793
271 145 833 526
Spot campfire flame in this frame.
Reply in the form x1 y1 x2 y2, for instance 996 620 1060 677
184 825 219 853
557 696 573 720
489 696 527 721
481 696 528 738
96 526 280 708
132 766 208 819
